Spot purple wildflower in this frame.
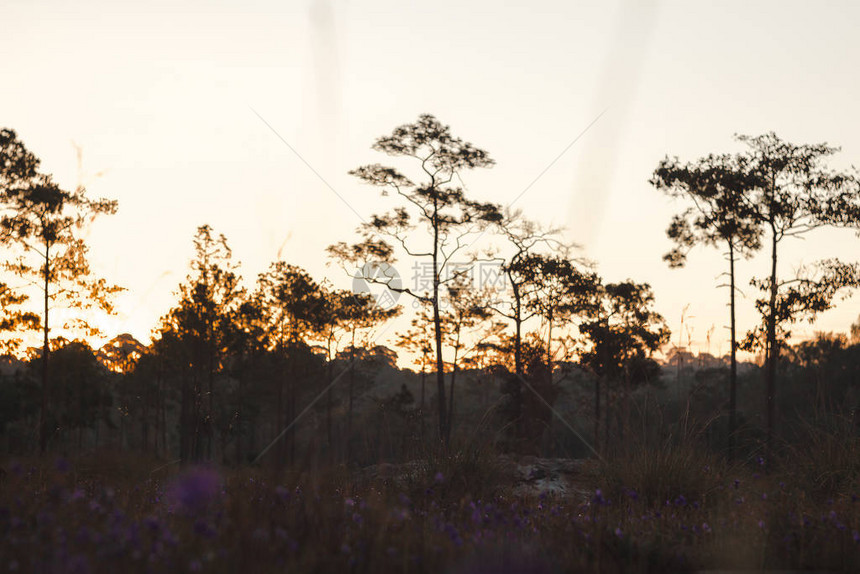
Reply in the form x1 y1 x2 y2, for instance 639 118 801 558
193 519 217 539
75 526 91 545
275 485 290 502
168 467 221 513
392 507 410 522
444 523 463 546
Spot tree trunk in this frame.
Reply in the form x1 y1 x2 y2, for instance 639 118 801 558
236 355 244 466
347 328 356 463
277 365 284 467
765 223 778 468
594 375 601 453
143 394 150 454
39 243 50 454
207 346 214 461
160 361 168 458
513 283 524 438
420 355 426 444
326 353 333 461
728 241 738 460
546 309 553 383
446 330 460 445
179 377 190 462
513 284 523 377
604 382 611 451
432 197 448 448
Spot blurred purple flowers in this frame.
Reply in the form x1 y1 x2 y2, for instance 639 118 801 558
167 467 222 514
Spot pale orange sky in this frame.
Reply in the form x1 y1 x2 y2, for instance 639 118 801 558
2 0 859 361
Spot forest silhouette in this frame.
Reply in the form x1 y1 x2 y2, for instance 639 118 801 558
2 117 860 572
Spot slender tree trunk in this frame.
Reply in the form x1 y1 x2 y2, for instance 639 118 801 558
513 285 523 377
765 223 778 468
192 374 202 462
546 311 553 383
433 301 447 448
604 383 611 451
236 354 244 466
347 328 356 463
39 243 50 454
326 346 333 460
207 347 214 461
94 383 101 450
543 311 554 451
289 350 299 464
420 354 426 444
277 365 284 467
160 361 168 458
179 377 189 462
594 375 601 453
513 283 524 439
728 242 738 460
446 330 460 445
432 198 448 448
143 394 150 454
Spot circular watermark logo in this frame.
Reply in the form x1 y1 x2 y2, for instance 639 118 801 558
352 262 402 310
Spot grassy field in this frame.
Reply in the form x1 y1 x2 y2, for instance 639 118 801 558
2 443 860 573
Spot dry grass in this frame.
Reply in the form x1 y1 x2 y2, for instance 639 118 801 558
2 441 860 573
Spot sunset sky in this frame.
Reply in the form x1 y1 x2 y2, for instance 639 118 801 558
3 0 859 361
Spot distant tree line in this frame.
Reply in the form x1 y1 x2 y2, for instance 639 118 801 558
2 119 859 467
